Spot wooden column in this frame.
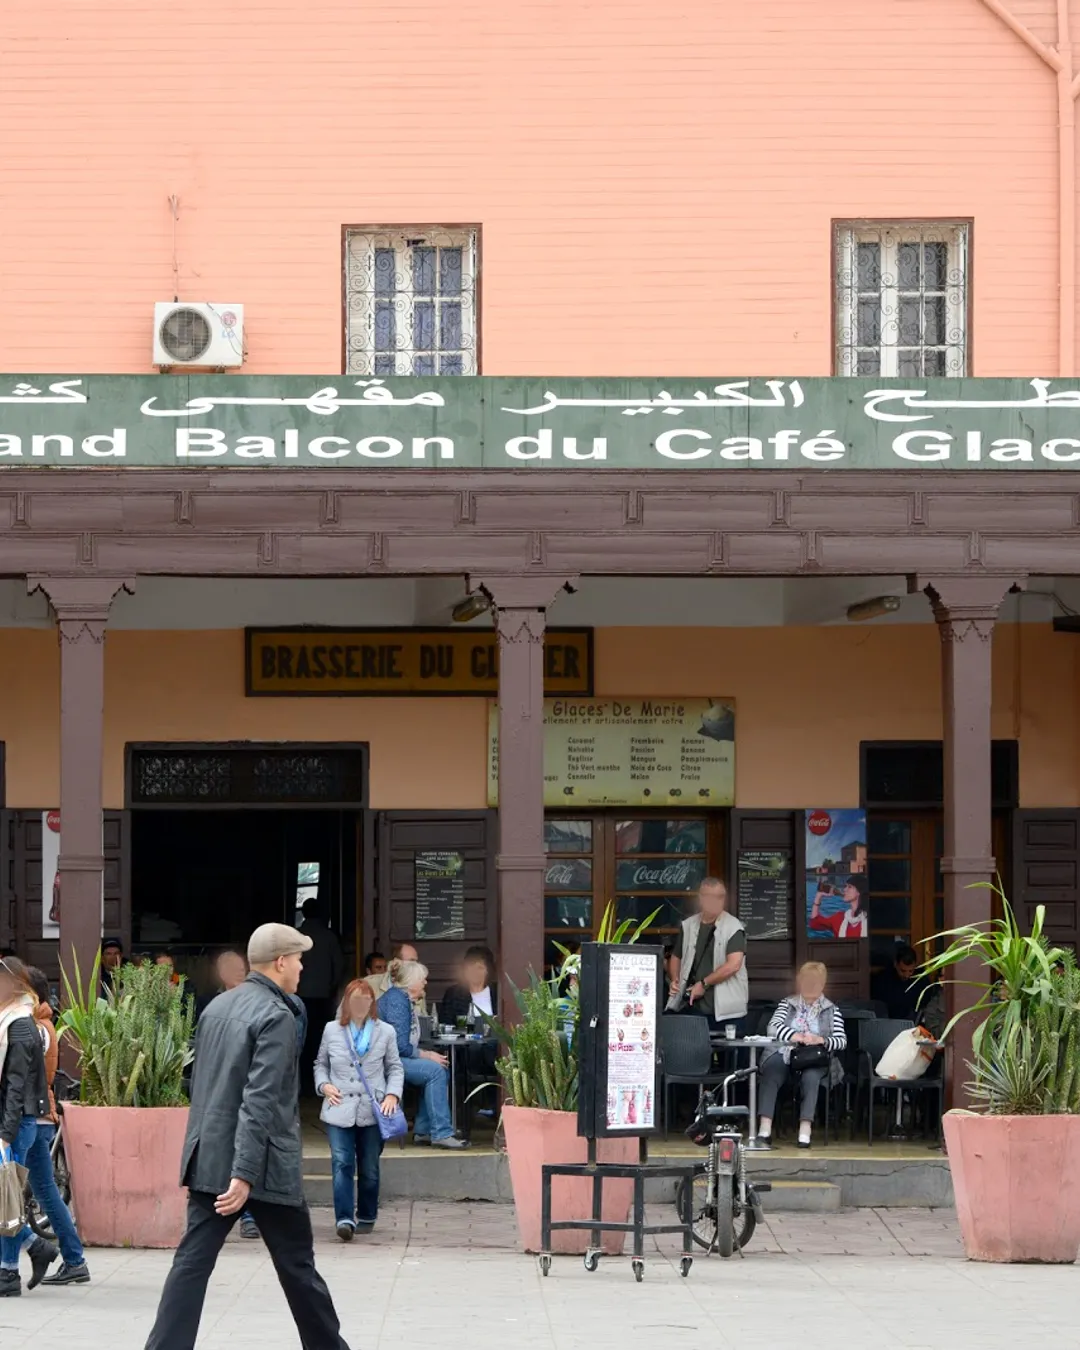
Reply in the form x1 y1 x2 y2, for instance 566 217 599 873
471 575 576 1009
920 575 1023 1106
28 576 133 991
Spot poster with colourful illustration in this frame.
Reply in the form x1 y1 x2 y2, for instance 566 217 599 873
804 809 869 940
41 811 61 938
604 950 657 1130
41 810 105 940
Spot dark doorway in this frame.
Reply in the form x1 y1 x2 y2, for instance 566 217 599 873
131 808 358 959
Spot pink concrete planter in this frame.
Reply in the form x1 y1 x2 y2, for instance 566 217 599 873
63 1104 190 1249
944 1110 1080 1263
502 1104 638 1255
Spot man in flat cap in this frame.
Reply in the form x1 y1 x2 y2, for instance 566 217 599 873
145 923 350 1350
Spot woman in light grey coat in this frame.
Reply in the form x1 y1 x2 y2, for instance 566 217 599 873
315 978 404 1240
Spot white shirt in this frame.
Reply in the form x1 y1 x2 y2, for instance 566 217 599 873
471 986 493 1017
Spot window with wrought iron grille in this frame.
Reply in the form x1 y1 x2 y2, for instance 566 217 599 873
345 228 478 376
835 222 969 377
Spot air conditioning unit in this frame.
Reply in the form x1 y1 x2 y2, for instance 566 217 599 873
153 302 245 368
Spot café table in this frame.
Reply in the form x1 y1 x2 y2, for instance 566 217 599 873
430 1032 500 1138
708 1034 779 1148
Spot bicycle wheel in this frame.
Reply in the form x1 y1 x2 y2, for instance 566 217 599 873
676 1168 756 1255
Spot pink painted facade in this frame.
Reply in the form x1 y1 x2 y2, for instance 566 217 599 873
1 0 1073 376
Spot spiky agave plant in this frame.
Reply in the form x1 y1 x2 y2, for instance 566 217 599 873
59 951 195 1107
922 883 1080 1115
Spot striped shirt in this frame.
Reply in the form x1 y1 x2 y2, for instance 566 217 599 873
767 997 847 1052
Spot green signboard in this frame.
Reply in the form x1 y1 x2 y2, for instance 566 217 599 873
5 374 1080 468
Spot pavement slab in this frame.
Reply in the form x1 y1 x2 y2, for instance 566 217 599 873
0 1203 1075 1350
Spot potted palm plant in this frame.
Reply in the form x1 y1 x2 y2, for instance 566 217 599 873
922 889 1080 1262
494 904 657 1255
58 954 194 1248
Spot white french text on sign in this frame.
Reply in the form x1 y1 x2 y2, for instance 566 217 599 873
11 376 1080 468
487 697 734 808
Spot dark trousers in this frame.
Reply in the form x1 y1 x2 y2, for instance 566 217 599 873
144 1191 350 1350
301 998 330 1094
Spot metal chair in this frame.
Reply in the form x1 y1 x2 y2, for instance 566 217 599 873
855 1018 943 1145
659 1014 724 1138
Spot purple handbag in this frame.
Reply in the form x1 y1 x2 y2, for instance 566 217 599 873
343 1028 408 1141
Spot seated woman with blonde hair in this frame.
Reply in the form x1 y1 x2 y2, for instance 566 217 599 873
756 961 846 1150
377 959 467 1150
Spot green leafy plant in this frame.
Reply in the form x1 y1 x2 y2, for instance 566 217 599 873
58 952 195 1107
490 900 660 1111
921 883 1080 1115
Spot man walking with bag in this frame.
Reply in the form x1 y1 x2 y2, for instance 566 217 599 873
144 924 350 1350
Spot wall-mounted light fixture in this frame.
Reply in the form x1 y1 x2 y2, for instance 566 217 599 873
451 592 491 623
846 596 902 622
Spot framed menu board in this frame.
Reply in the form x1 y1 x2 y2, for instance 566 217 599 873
414 850 466 940
577 943 663 1140
736 848 793 941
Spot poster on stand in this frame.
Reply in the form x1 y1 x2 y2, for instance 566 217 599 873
605 950 658 1131
804 809 869 940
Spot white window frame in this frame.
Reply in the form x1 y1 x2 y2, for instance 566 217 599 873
835 222 969 377
345 227 478 376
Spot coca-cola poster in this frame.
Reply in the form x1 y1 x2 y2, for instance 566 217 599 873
41 810 61 938
804 809 869 940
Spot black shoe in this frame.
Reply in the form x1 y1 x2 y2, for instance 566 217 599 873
27 1238 59 1290
336 1221 355 1242
239 1218 260 1240
0 1270 20 1298
797 1138 812 1150
356 1221 375 1234
41 1262 91 1287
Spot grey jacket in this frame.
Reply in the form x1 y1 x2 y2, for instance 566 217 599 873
180 973 305 1207
315 1019 404 1130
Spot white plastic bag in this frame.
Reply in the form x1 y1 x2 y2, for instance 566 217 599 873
874 1027 935 1080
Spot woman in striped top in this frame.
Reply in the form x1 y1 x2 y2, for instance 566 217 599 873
756 962 846 1150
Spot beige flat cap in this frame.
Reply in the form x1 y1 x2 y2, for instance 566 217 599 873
247 922 313 966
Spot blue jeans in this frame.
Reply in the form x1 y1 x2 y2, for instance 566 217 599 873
325 1123 383 1227
26 1123 84 1267
403 1056 453 1140
1 1116 38 1269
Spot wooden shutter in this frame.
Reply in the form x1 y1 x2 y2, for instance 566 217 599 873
373 810 497 997
12 809 129 977
1012 810 1080 949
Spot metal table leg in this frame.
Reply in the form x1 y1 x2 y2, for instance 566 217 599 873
744 1046 768 1149
449 1044 459 1136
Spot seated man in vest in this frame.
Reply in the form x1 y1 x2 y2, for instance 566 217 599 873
667 878 749 1036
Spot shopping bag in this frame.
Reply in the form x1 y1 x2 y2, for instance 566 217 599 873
874 1027 935 1081
0 1144 28 1236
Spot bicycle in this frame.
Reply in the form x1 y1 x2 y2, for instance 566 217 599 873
675 1066 771 1257
24 1069 79 1242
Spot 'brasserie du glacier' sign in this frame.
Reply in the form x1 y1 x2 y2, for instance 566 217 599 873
6 375 1080 468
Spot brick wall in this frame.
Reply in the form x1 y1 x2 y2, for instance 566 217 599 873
0 0 1064 375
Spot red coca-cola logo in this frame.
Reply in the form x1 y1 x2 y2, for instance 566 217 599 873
807 811 832 836
46 811 60 833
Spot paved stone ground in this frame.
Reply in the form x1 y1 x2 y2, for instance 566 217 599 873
0 1204 1076 1350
